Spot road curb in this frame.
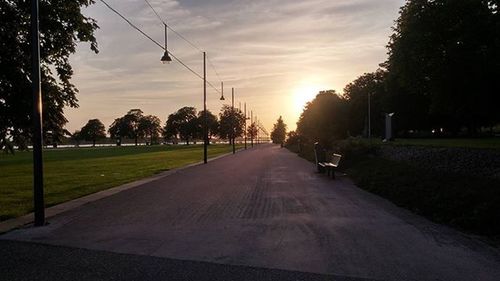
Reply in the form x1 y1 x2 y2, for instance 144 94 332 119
0 148 248 234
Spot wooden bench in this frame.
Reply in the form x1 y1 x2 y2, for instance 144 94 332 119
318 153 342 179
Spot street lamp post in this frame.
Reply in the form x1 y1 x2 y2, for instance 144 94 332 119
232 88 235 154
203 52 207 164
161 23 172 63
31 0 45 227
244 102 247 150
368 92 371 144
250 111 254 147
256 117 259 145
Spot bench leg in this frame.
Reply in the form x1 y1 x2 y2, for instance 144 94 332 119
331 168 335 179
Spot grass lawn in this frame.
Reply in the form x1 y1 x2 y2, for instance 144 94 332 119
345 157 500 238
368 138 500 149
0 144 240 221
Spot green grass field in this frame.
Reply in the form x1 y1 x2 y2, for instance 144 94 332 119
0 144 239 221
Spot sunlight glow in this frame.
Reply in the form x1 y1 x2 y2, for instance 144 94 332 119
292 84 323 116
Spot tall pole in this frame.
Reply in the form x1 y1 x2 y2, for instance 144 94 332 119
368 92 371 144
221 81 224 99
244 102 247 150
203 52 207 163
164 23 167 50
31 0 45 226
232 88 235 154
256 117 259 145
251 111 253 147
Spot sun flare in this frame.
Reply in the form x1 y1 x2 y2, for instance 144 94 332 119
292 84 322 116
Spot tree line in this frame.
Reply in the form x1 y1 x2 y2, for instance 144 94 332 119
290 0 500 147
71 106 260 147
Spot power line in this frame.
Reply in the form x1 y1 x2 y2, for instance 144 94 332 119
142 0 203 53
207 55 223 82
143 0 164 25
142 0 224 84
100 0 163 49
99 0 220 94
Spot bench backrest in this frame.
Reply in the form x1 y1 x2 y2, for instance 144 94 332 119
331 154 342 166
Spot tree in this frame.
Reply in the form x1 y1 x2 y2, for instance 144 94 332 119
164 107 198 145
108 117 128 146
271 116 287 146
296 90 348 147
385 0 500 134
247 122 258 146
138 115 161 145
196 110 219 143
45 127 71 148
218 105 246 144
71 130 82 147
343 70 386 137
123 109 144 146
0 1 99 149
79 119 106 147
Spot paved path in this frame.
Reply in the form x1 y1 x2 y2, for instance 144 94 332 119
2 144 500 281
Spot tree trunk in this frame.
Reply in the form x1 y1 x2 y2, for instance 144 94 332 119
135 136 138 146
93 139 96 147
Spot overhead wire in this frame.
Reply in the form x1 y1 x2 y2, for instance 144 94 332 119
99 0 220 94
142 0 224 84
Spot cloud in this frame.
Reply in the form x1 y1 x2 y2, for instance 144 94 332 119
67 0 405 131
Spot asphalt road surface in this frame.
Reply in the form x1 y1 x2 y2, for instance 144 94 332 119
2 144 500 281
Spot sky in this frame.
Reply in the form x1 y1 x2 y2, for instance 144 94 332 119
66 0 405 133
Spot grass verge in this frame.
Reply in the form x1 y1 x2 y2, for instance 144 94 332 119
0 144 239 221
363 137 500 149
346 157 500 238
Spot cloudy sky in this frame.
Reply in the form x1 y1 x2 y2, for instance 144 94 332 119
66 0 405 133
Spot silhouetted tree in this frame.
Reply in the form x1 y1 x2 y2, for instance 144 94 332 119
79 119 106 147
123 109 144 146
385 0 500 134
196 110 219 143
71 130 82 147
108 117 128 146
219 105 245 144
138 115 161 145
343 70 386 137
271 116 287 146
0 1 99 149
164 107 198 145
247 122 258 146
296 90 348 147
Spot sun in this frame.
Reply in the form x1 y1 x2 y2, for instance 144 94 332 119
292 84 321 116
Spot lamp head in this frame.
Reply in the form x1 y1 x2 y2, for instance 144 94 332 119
161 50 172 64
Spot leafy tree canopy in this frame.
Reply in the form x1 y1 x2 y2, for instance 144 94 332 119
196 110 219 140
297 90 348 146
0 0 99 149
79 119 106 146
164 107 198 144
138 115 162 145
385 0 500 133
218 105 246 142
271 116 287 145
247 122 258 142
343 70 386 137
108 109 145 145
